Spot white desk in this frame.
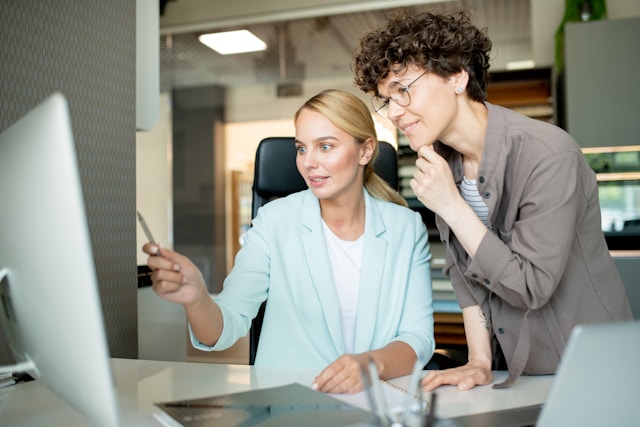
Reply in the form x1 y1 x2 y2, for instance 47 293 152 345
0 358 553 426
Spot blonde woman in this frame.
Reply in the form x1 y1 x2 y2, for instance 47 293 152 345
143 89 435 394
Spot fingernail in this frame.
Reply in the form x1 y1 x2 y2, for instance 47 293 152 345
150 245 159 255
173 264 180 271
310 382 318 391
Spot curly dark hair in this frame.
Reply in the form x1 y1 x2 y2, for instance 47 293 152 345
353 9 493 102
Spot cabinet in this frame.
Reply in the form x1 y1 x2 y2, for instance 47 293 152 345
487 68 554 123
563 17 640 148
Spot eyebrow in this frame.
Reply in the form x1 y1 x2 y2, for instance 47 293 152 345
295 136 338 145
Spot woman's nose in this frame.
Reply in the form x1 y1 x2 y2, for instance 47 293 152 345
302 150 317 168
387 101 405 121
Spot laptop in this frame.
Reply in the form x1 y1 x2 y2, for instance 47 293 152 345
536 320 640 426
437 320 640 427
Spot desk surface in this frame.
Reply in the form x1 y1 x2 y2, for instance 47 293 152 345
0 358 553 427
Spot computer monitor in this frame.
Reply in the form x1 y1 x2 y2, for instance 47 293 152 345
0 93 120 427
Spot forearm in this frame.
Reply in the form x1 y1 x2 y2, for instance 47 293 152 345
184 293 224 346
367 340 418 380
440 197 487 259
461 305 492 369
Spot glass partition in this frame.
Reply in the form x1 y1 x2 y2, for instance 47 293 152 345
584 146 640 250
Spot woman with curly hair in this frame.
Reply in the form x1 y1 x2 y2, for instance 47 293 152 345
353 10 632 390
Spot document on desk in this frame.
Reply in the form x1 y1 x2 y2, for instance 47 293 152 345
154 382 377 427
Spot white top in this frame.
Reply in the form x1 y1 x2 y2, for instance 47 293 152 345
461 176 489 225
322 220 363 354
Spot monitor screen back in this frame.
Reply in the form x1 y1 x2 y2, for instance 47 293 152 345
0 93 120 427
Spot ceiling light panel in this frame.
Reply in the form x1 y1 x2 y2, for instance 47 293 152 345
199 30 267 55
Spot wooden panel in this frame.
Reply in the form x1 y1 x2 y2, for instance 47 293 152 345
434 312 467 346
487 80 551 108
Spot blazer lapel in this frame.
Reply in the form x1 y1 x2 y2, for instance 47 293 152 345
353 191 387 351
300 191 345 354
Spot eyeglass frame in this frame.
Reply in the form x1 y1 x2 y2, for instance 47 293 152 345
371 70 429 118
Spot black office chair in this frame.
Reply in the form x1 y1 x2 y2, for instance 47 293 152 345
248 136 399 364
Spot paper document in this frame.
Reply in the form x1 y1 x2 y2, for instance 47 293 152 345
155 382 376 427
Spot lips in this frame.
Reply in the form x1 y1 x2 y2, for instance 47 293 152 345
400 121 418 136
308 176 328 187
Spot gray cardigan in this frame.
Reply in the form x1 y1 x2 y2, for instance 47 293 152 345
435 103 632 386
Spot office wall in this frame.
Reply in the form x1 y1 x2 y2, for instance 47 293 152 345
564 17 640 148
0 1 138 362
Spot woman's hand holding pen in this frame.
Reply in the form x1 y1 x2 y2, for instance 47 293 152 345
142 244 208 306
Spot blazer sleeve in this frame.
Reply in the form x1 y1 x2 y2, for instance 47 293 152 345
190 205 273 352
392 210 436 366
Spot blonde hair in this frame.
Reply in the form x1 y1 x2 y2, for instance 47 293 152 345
294 89 407 207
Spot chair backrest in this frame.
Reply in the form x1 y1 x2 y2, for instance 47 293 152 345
251 136 399 219
248 136 400 364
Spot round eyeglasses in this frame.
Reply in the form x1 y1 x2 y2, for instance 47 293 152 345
371 71 428 118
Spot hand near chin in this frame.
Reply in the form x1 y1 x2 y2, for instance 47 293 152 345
410 145 459 217
420 361 492 391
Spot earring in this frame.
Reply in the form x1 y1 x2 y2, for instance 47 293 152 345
455 87 464 94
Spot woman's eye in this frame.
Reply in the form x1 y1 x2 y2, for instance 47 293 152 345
321 144 332 151
296 146 306 153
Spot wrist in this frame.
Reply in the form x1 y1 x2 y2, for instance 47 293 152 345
467 356 492 371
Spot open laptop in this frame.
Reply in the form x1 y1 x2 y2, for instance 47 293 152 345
437 320 640 427
536 320 640 426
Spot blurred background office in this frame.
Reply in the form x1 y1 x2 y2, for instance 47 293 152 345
1 0 639 366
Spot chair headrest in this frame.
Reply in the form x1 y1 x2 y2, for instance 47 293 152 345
252 137 306 197
252 137 398 195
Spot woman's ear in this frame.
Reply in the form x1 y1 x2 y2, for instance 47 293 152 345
359 137 376 165
452 69 469 93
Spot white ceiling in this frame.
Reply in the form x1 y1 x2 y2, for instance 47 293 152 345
159 0 532 91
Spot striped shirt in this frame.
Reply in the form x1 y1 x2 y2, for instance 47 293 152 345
461 176 489 225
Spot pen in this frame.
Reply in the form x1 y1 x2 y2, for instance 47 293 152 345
137 211 156 244
402 359 423 422
368 357 394 426
425 392 437 427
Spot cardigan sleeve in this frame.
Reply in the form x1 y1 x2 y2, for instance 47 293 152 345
466 151 586 310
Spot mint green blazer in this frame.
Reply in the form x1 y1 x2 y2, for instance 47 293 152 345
192 189 435 368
